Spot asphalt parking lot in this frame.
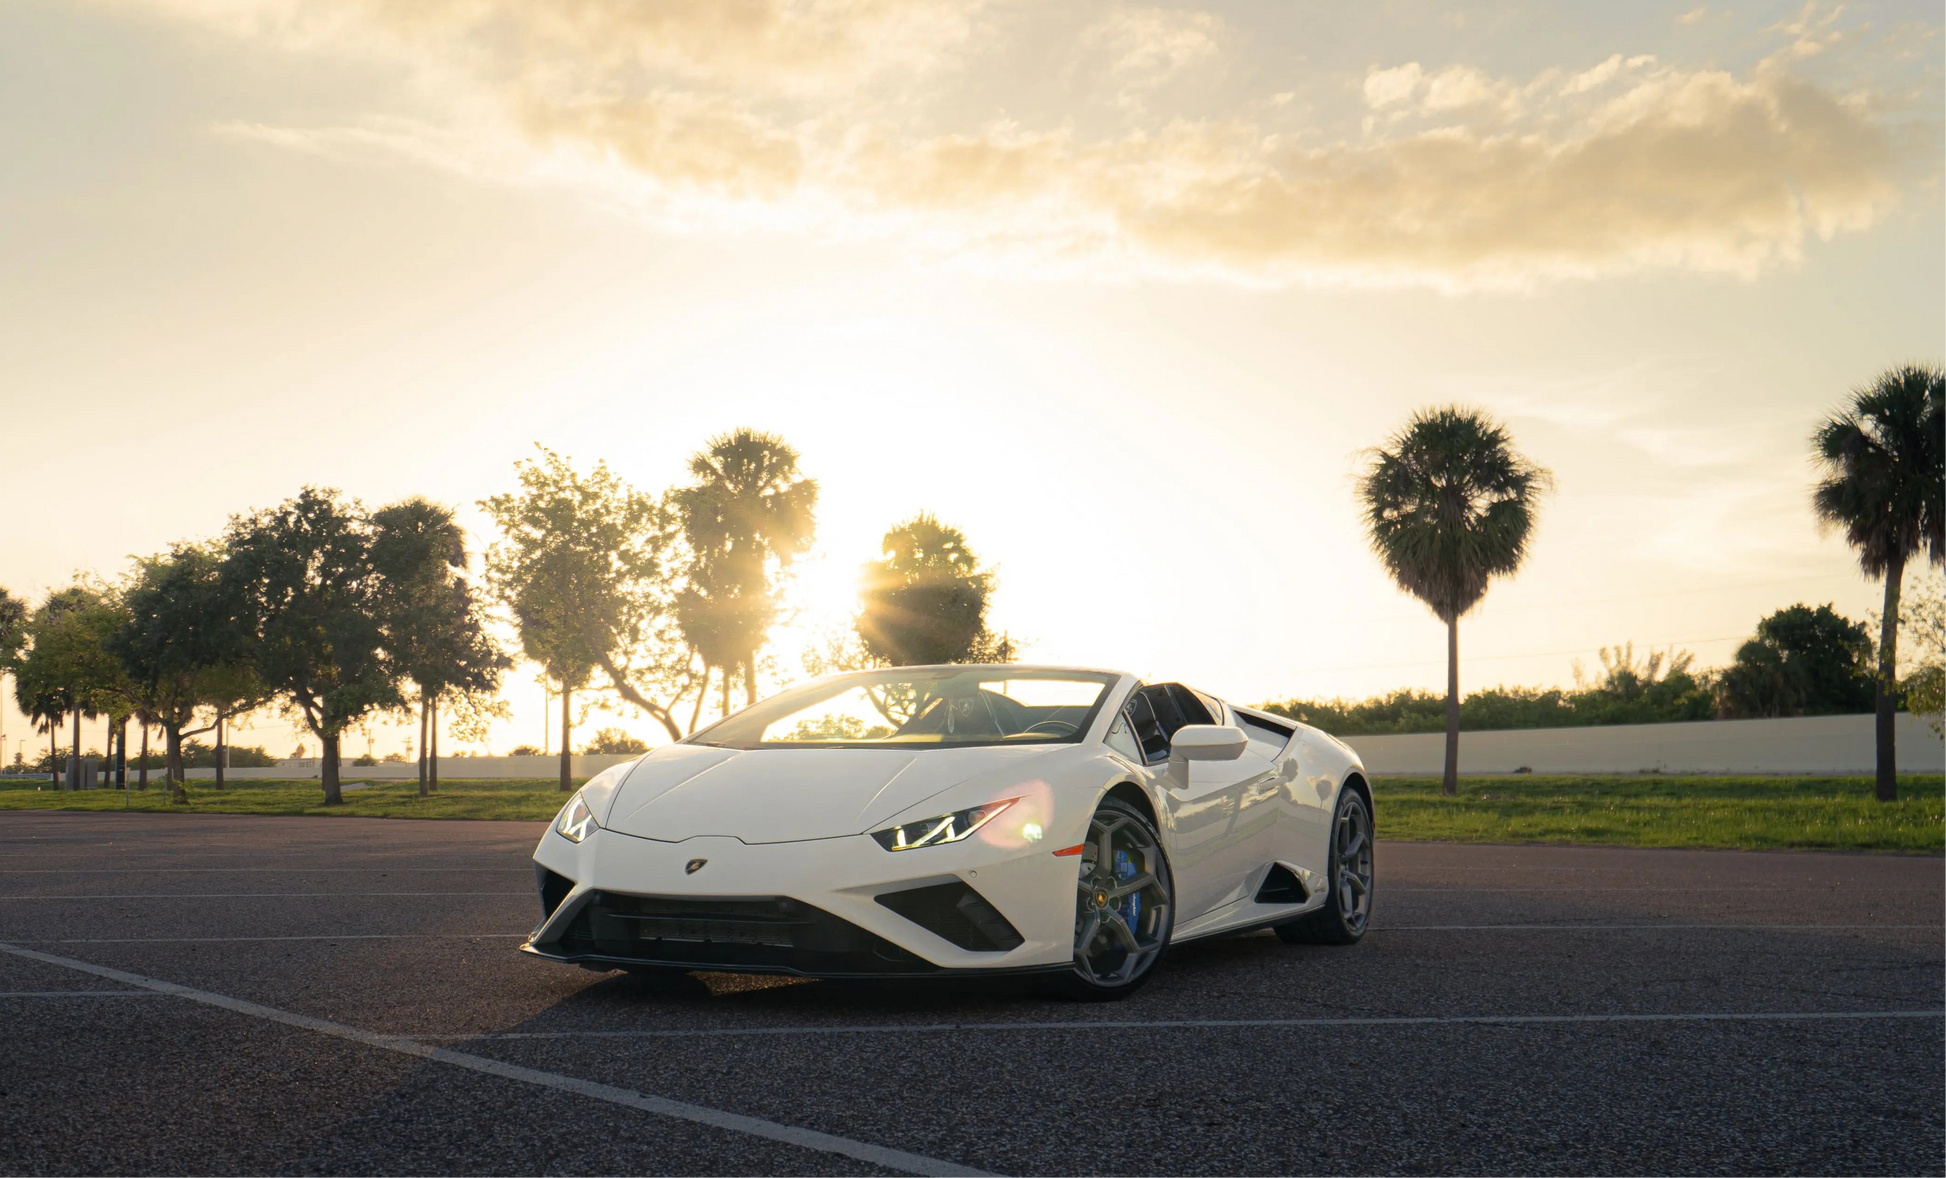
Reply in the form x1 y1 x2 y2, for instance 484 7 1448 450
1 811 1939 1176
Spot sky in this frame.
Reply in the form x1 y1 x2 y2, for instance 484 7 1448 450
2 0 1941 763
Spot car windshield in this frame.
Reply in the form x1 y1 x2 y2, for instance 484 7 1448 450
686 669 1118 750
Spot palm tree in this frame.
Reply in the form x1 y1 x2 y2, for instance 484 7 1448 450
674 429 818 711
1358 407 1551 796
1811 363 1945 803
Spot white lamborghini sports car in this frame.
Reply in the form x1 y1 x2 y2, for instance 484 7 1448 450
524 665 1374 998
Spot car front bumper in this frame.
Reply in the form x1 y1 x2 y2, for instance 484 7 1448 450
523 823 1079 977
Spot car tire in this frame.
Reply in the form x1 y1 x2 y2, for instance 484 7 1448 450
1047 795 1175 1001
1275 785 1374 946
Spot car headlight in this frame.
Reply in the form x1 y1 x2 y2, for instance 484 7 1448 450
554 791 600 843
871 798 1017 851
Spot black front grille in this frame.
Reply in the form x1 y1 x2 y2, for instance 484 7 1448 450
551 891 939 976
875 881 1024 952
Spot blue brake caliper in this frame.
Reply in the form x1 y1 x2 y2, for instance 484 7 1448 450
1113 849 1141 927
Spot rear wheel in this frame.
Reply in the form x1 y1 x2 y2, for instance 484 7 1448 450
1049 796 1174 1000
1276 786 1373 946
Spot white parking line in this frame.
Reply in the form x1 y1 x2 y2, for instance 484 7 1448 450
0 942 991 1178
0 892 533 900
39 934 529 944
1374 923 1943 930
0 867 533 874
406 1008 1946 1042
0 990 162 998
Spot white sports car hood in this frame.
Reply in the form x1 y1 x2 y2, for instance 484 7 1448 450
600 742 1063 844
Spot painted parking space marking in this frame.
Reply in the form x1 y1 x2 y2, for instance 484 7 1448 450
407 1008 1946 1042
0 942 992 1178
0 867 535 874
0 990 163 998
34 934 529 944
0 892 533 900
1374 922 1943 930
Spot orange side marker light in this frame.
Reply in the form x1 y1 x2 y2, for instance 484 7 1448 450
1052 844 1086 857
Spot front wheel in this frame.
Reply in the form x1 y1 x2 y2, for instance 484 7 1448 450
1276 786 1373 946
1048 796 1174 1000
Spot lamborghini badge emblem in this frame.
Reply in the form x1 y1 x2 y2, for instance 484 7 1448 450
685 858 707 874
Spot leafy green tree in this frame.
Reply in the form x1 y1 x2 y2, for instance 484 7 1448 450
370 498 510 797
222 488 401 806
1893 579 1945 736
1716 604 1877 720
1357 407 1551 794
0 588 30 777
1811 363 1944 801
481 448 690 790
0 587 25 672
673 429 818 714
13 586 124 790
857 513 1011 666
114 546 255 798
584 727 649 755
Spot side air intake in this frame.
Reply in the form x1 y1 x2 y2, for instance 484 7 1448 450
1255 863 1309 905
876 881 1025 952
536 866 575 918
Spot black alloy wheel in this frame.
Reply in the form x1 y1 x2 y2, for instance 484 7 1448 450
1051 795 1174 1000
1276 785 1374 946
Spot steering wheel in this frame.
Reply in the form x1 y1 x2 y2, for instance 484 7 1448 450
1023 720 1079 737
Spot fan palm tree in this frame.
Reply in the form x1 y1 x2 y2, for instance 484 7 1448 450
1358 407 1551 795
1811 363 1945 802
674 429 819 712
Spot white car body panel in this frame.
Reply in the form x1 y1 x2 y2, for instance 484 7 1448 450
524 666 1368 979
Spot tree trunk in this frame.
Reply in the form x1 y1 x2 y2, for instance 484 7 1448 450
1875 556 1904 803
592 650 686 742
558 683 573 792
720 666 731 723
429 696 440 794
137 723 149 790
214 714 226 791
745 654 757 706
688 665 711 736
115 717 128 789
48 726 58 786
70 708 81 790
1442 615 1460 797
417 697 429 798
165 725 187 804
321 734 343 805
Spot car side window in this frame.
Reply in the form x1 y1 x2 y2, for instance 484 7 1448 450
1165 684 1215 727
1104 711 1142 761
1123 689 1172 763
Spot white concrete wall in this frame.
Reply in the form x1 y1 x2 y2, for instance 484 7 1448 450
177 753 642 781
1343 712 1944 776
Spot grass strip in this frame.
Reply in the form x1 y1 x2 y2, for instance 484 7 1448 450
2 772 1940 853
0 777 573 821
1372 774 1944 853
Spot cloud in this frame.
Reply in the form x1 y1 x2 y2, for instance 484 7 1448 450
1088 6 1222 86
1363 62 1424 108
142 0 1923 290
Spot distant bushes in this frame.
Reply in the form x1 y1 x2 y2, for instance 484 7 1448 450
1264 655 1716 736
1265 603 1888 736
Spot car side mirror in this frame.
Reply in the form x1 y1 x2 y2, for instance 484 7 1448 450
1167 724 1249 787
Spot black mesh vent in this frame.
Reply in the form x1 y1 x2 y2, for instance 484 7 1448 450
553 891 937 976
536 866 575 918
1255 863 1309 905
875 881 1025 952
